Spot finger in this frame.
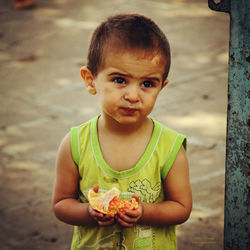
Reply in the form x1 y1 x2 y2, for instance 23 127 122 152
118 211 138 224
90 213 103 221
92 184 99 193
98 218 115 227
103 214 115 220
95 212 104 219
116 216 133 228
89 206 104 220
131 193 139 202
96 213 115 222
124 209 140 218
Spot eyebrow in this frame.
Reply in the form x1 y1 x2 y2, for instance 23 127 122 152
108 72 161 82
108 72 129 77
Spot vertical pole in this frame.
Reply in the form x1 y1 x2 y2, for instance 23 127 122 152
208 0 250 249
224 0 250 249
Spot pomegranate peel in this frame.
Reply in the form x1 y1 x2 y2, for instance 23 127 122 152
88 187 138 215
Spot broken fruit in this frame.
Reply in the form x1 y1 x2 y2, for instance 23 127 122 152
88 187 138 215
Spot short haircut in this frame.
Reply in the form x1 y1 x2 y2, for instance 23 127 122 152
87 14 171 81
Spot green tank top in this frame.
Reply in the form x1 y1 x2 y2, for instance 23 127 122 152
70 116 186 250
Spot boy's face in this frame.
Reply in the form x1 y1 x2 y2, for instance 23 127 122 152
83 49 168 126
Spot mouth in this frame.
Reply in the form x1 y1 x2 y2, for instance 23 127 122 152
120 107 139 115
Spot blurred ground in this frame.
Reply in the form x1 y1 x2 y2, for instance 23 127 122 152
0 0 229 249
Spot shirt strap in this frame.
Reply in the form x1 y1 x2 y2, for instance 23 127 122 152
161 134 187 180
70 126 80 166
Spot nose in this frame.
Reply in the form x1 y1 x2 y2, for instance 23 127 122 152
123 84 140 103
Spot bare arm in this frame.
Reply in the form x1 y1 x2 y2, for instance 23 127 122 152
138 145 192 226
52 133 95 226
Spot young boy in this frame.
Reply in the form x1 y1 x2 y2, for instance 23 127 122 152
52 14 192 250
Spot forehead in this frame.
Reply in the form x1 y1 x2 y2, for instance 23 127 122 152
101 48 166 78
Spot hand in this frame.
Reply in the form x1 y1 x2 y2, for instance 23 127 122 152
116 193 143 228
88 185 115 227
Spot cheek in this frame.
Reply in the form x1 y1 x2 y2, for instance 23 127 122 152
145 93 160 110
99 89 119 107
145 92 159 104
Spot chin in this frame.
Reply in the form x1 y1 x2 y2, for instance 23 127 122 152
116 116 144 126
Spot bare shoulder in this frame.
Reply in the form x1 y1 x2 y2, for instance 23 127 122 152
165 145 190 184
56 132 75 169
171 145 188 171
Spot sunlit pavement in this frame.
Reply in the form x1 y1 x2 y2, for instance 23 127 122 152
0 0 229 249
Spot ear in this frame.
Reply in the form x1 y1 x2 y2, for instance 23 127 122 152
161 78 169 89
80 66 96 95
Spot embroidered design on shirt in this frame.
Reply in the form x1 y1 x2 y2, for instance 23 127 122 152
128 179 161 203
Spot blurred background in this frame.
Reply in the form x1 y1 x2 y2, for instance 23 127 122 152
0 0 229 249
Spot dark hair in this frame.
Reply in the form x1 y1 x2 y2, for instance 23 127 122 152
87 14 171 81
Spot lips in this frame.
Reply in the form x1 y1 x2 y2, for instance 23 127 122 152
120 107 139 115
